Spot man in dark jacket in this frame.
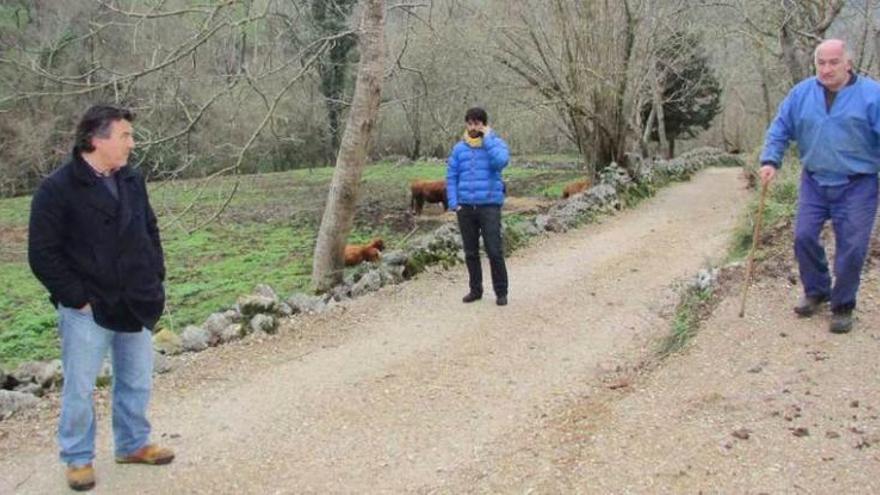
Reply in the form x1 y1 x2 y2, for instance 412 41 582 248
28 105 174 491
446 107 510 306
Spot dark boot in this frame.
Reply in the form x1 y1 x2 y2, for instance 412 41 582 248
830 310 853 334
462 292 482 303
793 294 827 317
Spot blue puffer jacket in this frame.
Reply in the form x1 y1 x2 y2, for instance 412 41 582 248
446 131 510 209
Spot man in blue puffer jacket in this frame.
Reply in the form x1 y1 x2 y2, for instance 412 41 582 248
759 39 880 334
447 107 510 306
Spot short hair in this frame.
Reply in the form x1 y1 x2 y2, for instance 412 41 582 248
464 107 488 125
74 105 134 153
813 39 853 64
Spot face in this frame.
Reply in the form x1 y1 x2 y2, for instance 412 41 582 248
815 43 852 91
466 119 485 137
92 119 135 169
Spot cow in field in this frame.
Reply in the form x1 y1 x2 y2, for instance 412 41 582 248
344 238 385 266
562 178 591 199
410 179 448 215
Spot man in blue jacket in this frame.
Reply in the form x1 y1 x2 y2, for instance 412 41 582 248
759 39 880 334
447 107 510 306
28 105 174 491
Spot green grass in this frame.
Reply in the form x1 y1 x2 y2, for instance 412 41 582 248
729 162 800 262
659 285 713 356
515 153 582 164
0 159 580 369
659 160 802 357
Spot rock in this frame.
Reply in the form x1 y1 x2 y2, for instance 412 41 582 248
534 215 551 232
38 359 63 389
286 293 326 314
220 323 246 343
542 215 567 233
278 303 293 317
153 352 172 374
351 270 383 298
693 268 718 291
14 382 43 397
13 360 63 390
0 390 39 420
237 294 278 317
384 264 406 284
732 428 751 440
521 221 541 237
181 325 211 352
250 314 277 334
153 329 183 355
11 361 43 386
223 309 241 322
329 284 351 302
202 313 232 345
791 427 810 437
381 250 408 266
252 284 280 305
376 264 404 286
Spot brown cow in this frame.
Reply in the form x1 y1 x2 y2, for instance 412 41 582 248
562 178 591 199
410 179 448 215
344 238 385 266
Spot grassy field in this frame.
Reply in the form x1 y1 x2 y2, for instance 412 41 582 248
0 159 584 368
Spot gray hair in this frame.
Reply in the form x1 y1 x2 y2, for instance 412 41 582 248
813 39 853 63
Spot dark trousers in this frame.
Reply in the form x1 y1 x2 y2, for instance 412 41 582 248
456 204 508 297
795 171 878 313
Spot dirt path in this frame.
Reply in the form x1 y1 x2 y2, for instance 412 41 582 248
438 255 880 494
0 168 748 494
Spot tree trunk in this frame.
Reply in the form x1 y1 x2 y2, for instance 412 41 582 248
313 0 358 164
571 110 595 180
311 0 385 292
780 23 809 86
639 104 654 158
651 64 668 158
756 52 774 127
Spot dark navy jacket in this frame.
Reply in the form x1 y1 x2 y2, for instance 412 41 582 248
28 152 165 332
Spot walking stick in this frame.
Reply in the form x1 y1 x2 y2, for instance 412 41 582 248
739 180 770 317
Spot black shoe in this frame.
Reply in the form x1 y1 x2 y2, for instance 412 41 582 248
462 292 482 303
793 295 827 317
496 295 508 306
830 310 853 334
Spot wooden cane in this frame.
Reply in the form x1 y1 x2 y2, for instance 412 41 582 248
739 180 770 317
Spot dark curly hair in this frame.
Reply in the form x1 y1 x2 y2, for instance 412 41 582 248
464 107 488 125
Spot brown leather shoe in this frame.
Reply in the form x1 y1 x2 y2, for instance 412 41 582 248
116 444 175 465
66 464 95 491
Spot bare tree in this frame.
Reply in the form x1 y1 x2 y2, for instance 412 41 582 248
312 0 385 292
726 0 845 86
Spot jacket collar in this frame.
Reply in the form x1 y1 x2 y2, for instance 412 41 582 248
69 149 137 221
70 149 135 185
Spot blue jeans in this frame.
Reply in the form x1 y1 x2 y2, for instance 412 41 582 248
795 172 879 313
57 305 154 466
